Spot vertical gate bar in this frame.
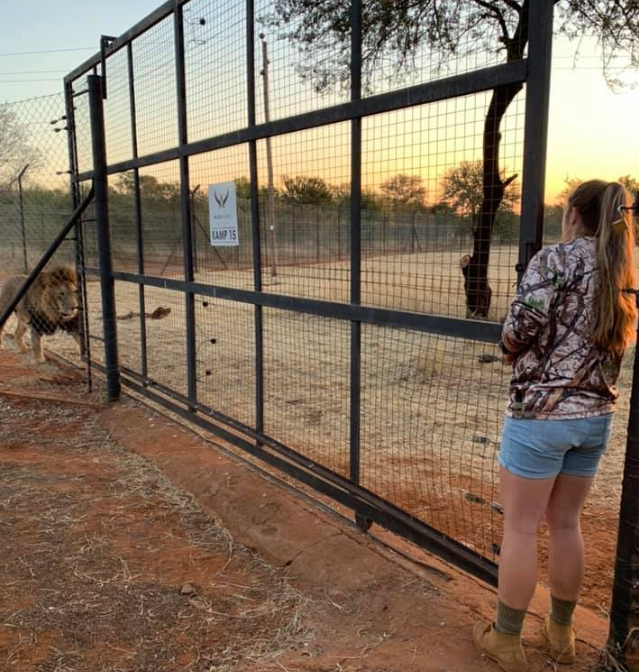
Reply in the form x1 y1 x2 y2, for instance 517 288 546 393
609 293 639 658
127 41 149 382
247 0 264 434
517 0 554 274
174 2 197 407
350 0 363 498
87 74 120 401
65 80 93 390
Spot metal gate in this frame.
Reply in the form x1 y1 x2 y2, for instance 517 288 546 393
64 0 554 584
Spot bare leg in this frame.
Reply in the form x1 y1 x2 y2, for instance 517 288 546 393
498 467 557 610
15 321 29 353
546 473 595 601
29 326 45 363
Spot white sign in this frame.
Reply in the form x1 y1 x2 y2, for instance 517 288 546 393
209 181 239 246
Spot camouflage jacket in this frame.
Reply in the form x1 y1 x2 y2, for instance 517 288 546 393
502 236 622 419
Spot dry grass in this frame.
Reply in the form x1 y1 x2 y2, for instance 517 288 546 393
0 397 314 672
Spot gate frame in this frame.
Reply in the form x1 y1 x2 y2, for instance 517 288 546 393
67 0 556 589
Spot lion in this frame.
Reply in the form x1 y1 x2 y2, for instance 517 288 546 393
0 266 81 363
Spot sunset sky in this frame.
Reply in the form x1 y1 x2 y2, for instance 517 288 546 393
1 1 638 205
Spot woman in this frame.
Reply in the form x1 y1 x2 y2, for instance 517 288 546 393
473 180 637 672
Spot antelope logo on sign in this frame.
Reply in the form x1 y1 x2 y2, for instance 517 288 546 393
214 189 230 208
209 182 239 247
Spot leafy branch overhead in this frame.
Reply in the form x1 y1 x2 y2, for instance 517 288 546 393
266 1 639 95
265 0 639 318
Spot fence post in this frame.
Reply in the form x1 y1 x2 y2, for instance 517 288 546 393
17 164 29 274
87 74 120 402
349 0 370 532
174 3 197 409
609 291 639 667
247 0 264 436
518 0 554 276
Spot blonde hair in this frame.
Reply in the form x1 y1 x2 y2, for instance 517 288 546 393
568 180 637 353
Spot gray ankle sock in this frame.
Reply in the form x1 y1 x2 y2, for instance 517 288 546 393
495 599 526 636
551 596 577 626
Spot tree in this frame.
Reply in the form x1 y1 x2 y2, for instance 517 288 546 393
266 1 639 317
115 174 181 205
380 174 427 212
430 201 456 215
0 104 41 191
556 175 582 205
280 174 333 205
234 176 252 200
441 160 519 231
332 182 383 211
618 174 639 195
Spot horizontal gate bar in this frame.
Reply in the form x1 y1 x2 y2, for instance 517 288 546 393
101 364 498 586
74 59 527 182
87 267 502 342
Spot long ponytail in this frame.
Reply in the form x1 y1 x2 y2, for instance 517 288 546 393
568 180 637 354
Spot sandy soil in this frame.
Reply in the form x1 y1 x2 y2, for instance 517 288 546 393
0 349 610 671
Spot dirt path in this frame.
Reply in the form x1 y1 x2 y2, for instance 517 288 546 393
0 351 609 671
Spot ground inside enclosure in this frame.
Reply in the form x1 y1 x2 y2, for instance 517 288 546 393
0 349 611 672
32 246 631 615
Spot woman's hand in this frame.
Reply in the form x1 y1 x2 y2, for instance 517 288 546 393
499 340 517 365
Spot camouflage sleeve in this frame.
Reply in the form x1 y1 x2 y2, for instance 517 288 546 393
502 249 557 354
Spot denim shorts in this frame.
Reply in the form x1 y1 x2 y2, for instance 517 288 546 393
499 414 613 479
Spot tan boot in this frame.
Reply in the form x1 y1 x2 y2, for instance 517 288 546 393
542 616 576 664
473 621 528 672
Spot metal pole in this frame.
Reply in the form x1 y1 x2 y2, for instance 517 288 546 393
174 3 197 408
127 41 148 383
259 34 278 278
249 0 265 435
190 184 200 275
609 291 639 664
350 0 369 532
87 74 120 402
17 164 29 274
517 0 554 277
65 82 93 390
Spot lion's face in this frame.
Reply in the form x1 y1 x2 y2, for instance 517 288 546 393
41 269 79 322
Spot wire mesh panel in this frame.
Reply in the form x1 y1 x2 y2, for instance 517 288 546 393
189 146 254 285
131 16 178 158
360 325 508 560
72 76 94 176
103 49 133 166
109 172 139 272
0 94 74 277
256 123 351 300
185 0 248 142
138 161 183 277
359 5 526 98
263 309 350 477
114 279 144 373
254 0 349 123
195 295 256 428
142 286 188 397
361 91 525 319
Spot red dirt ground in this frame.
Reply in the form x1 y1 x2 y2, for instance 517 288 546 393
0 350 612 671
